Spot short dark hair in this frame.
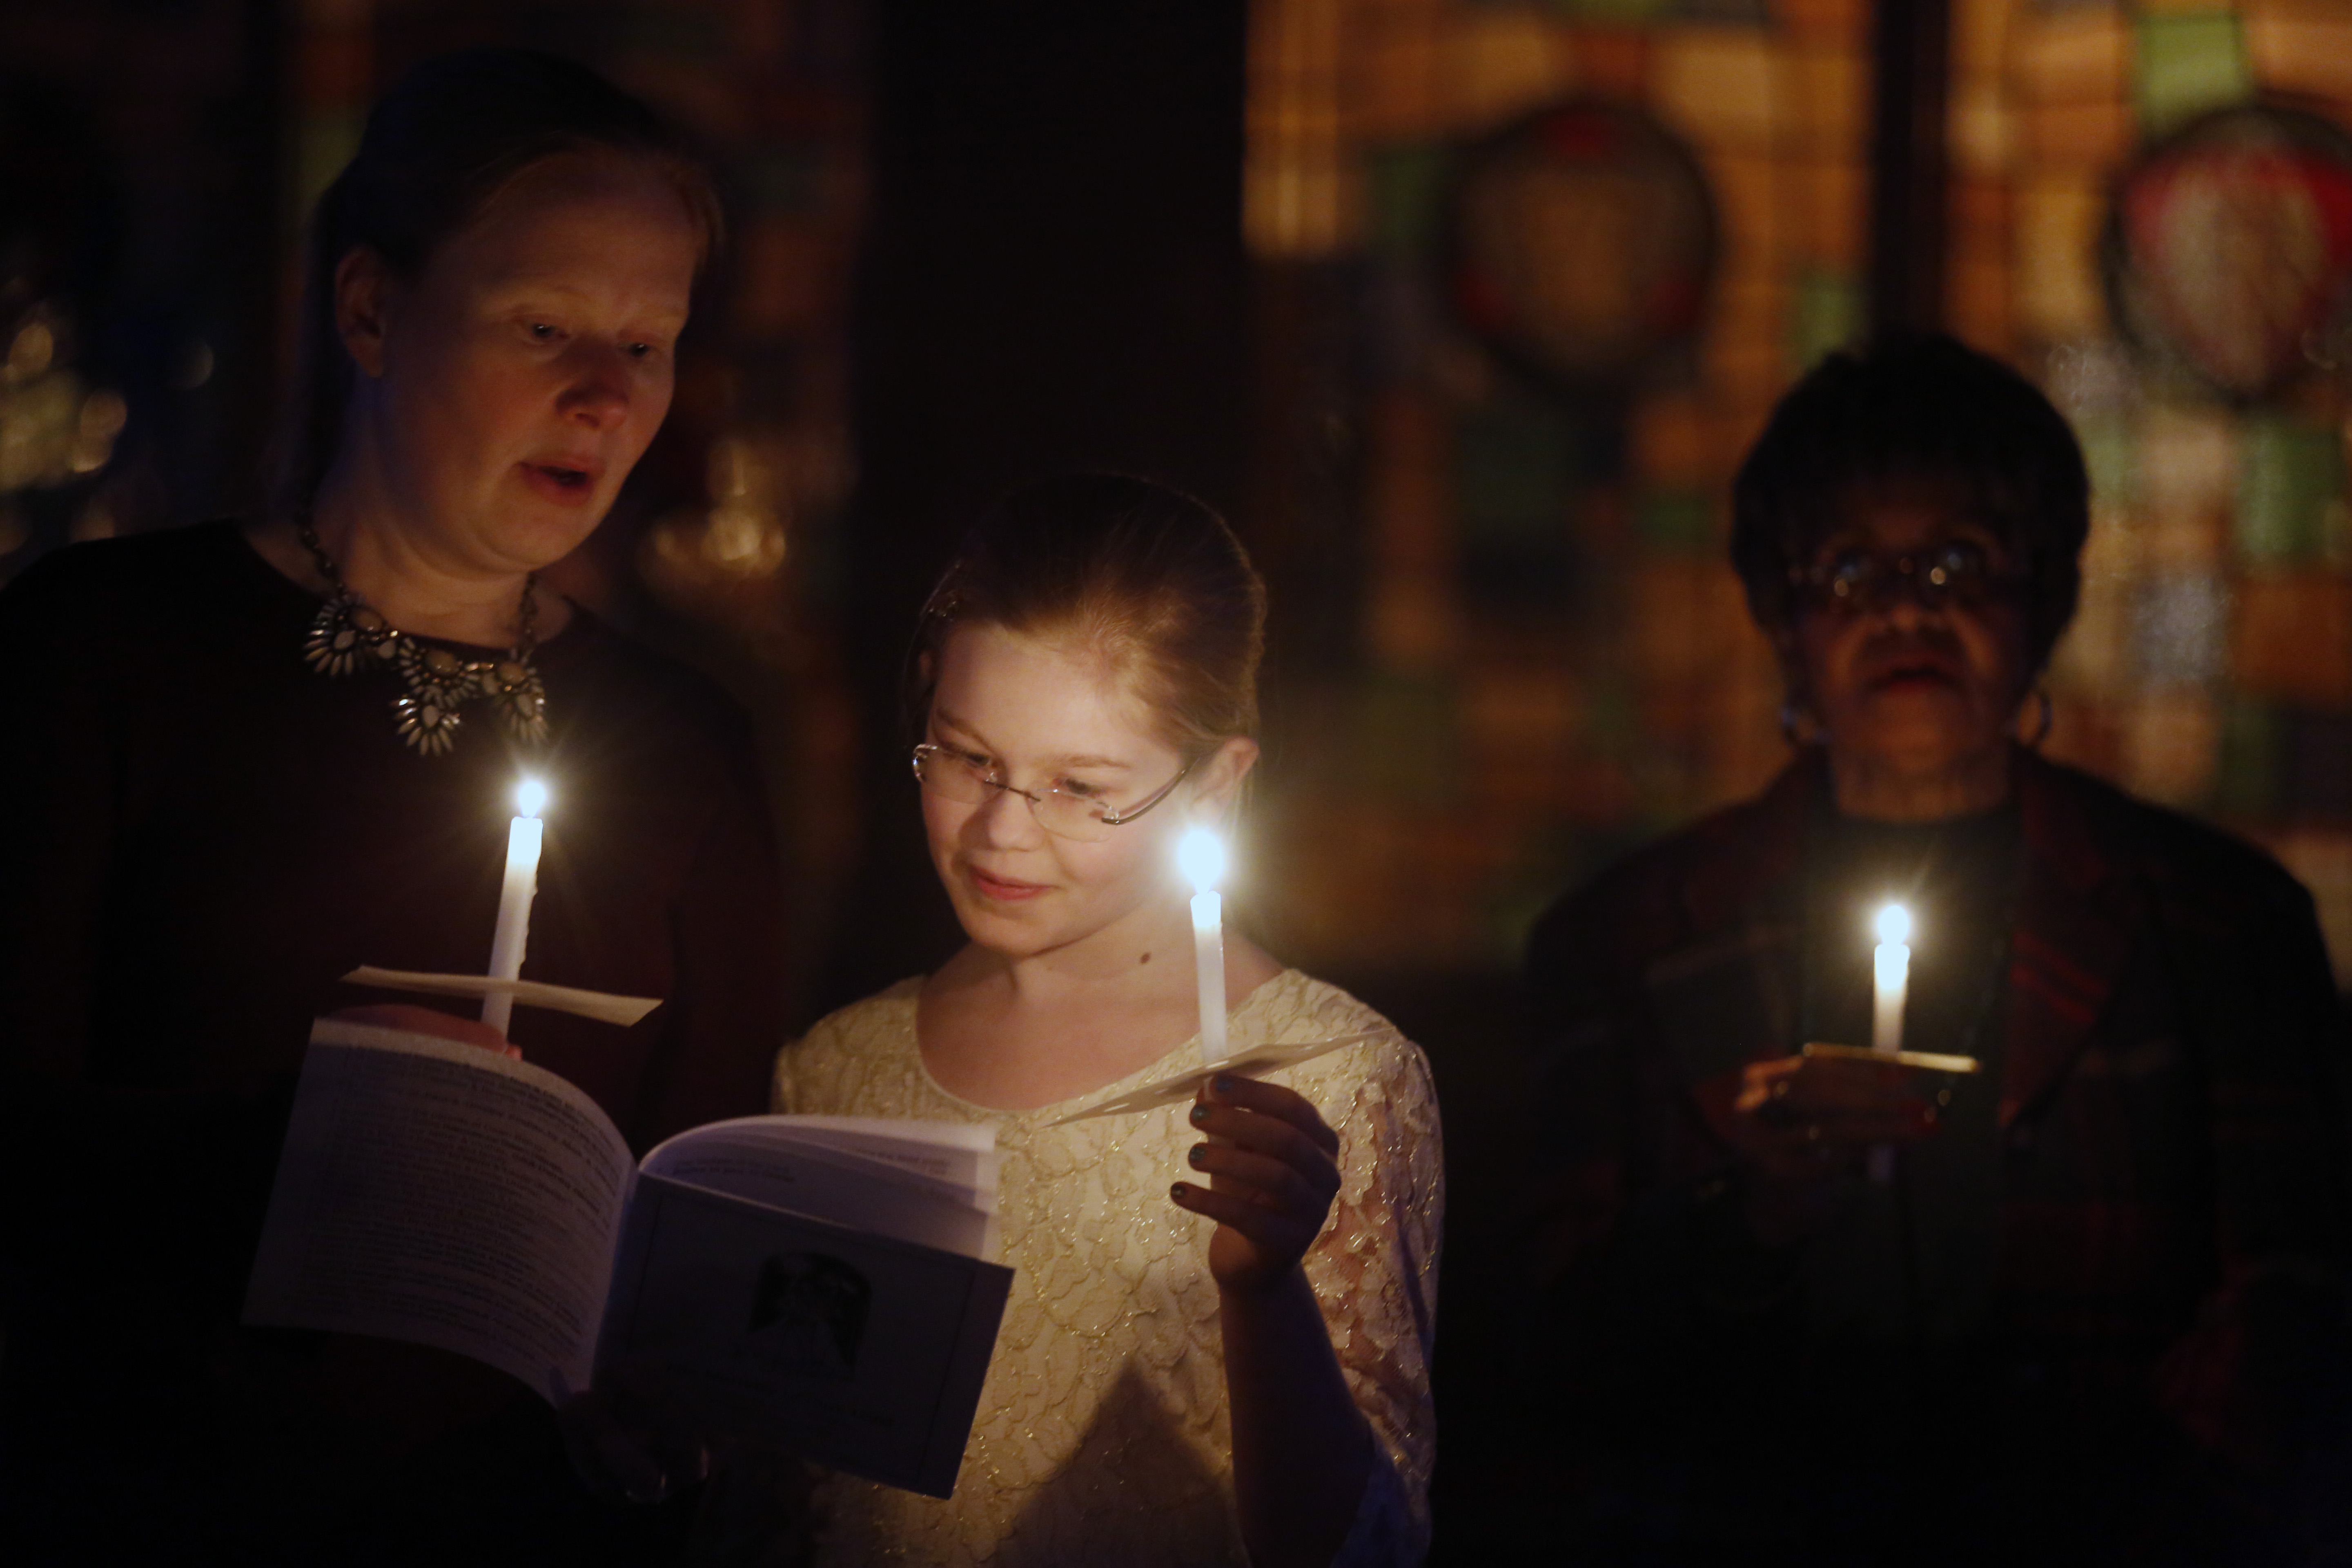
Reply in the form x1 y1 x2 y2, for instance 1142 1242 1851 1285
907 474 1267 760
273 48 722 517
1730 333 2091 667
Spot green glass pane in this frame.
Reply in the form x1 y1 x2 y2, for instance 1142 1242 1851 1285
1457 401 1579 544
1584 670 1639 748
738 149 827 216
1791 269 1866 372
295 111 365 216
1673 0 1768 20
1635 489 1715 551
2214 698 2282 820
2237 416 2346 566
1457 400 1584 605
1366 147 1449 262
2077 417 2136 509
1539 0 1673 22
1353 673 1463 804
2135 10 2252 135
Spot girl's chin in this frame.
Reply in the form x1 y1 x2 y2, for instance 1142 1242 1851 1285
952 889 1055 940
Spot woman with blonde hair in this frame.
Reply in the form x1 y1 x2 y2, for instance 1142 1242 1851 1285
0 49 782 1564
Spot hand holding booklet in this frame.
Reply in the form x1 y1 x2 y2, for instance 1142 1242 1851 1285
243 1018 1013 1499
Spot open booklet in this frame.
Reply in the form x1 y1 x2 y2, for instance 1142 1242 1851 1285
243 1019 1013 1499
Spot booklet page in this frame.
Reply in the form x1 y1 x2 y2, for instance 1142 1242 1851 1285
242 1020 637 1403
762 1115 1000 1195
644 1120 996 1259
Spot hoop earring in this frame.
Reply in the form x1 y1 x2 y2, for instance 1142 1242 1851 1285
1780 700 1822 748
2019 686 2054 748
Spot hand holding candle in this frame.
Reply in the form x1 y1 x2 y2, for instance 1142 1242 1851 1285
481 777 547 1036
1178 826 1228 1070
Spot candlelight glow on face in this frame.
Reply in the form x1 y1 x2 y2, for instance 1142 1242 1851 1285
1179 826 1229 1068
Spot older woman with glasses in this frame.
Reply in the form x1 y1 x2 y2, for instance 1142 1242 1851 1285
1521 335 2350 1564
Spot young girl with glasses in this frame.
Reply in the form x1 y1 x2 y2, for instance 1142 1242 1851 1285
773 474 1442 1567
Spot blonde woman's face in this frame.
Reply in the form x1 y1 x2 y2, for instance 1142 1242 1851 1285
339 154 697 577
921 624 1201 962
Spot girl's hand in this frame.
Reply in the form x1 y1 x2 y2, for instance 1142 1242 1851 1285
1170 1074 1342 1298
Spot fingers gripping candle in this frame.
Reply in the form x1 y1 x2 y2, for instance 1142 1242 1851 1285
481 777 548 1036
1869 902 1911 1183
1178 827 1228 1070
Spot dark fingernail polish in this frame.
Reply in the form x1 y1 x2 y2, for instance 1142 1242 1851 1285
1170 1182 1189 1202
1189 1102 1209 1125
1188 1143 1207 1168
1212 1074 1236 1093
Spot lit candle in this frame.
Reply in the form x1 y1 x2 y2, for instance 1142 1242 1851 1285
1178 826 1228 1069
481 777 547 1036
1869 901 1911 1184
1872 902 1911 1055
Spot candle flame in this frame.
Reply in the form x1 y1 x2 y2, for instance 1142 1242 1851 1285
1874 902 1911 947
1176 826 1227 893
515 777 549 818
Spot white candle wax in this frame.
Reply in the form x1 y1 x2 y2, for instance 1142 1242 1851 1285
1871 902 1911 1056
1177 827 1230 1070
481 779 547 1036
1192 891 1227 1068
1869 902 1911 1183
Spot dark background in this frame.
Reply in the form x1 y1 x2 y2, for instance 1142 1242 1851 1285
0 0 1981 1557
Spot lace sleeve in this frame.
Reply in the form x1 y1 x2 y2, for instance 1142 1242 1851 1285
1299 1035 1445 1567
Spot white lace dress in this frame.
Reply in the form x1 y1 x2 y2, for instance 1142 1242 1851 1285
769 969 1443 1567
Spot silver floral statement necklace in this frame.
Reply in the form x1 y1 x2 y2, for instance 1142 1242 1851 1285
296 515 549 755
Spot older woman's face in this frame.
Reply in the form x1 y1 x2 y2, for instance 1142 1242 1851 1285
340 154 697 577
1788 483 2033 787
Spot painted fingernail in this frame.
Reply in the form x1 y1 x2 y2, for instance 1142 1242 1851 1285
1170 1182 1189 1202
1189 1102 1209 1125
1188 1143 1208 1168
1212 1073 1236 1093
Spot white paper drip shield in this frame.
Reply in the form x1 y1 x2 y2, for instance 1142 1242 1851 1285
342 965 662 1027
1045 1030 1399 1125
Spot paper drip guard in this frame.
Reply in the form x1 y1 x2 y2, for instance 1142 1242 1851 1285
1046 1029 1398 1125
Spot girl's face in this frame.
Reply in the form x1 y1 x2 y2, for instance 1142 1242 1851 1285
338 154 699 576
922 623 1244 964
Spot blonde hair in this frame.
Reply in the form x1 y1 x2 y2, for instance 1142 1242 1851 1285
274 48 721 518
909 474 1267 760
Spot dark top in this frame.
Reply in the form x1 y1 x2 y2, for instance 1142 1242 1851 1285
0 523 788 1563
1522 750 2352 1563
